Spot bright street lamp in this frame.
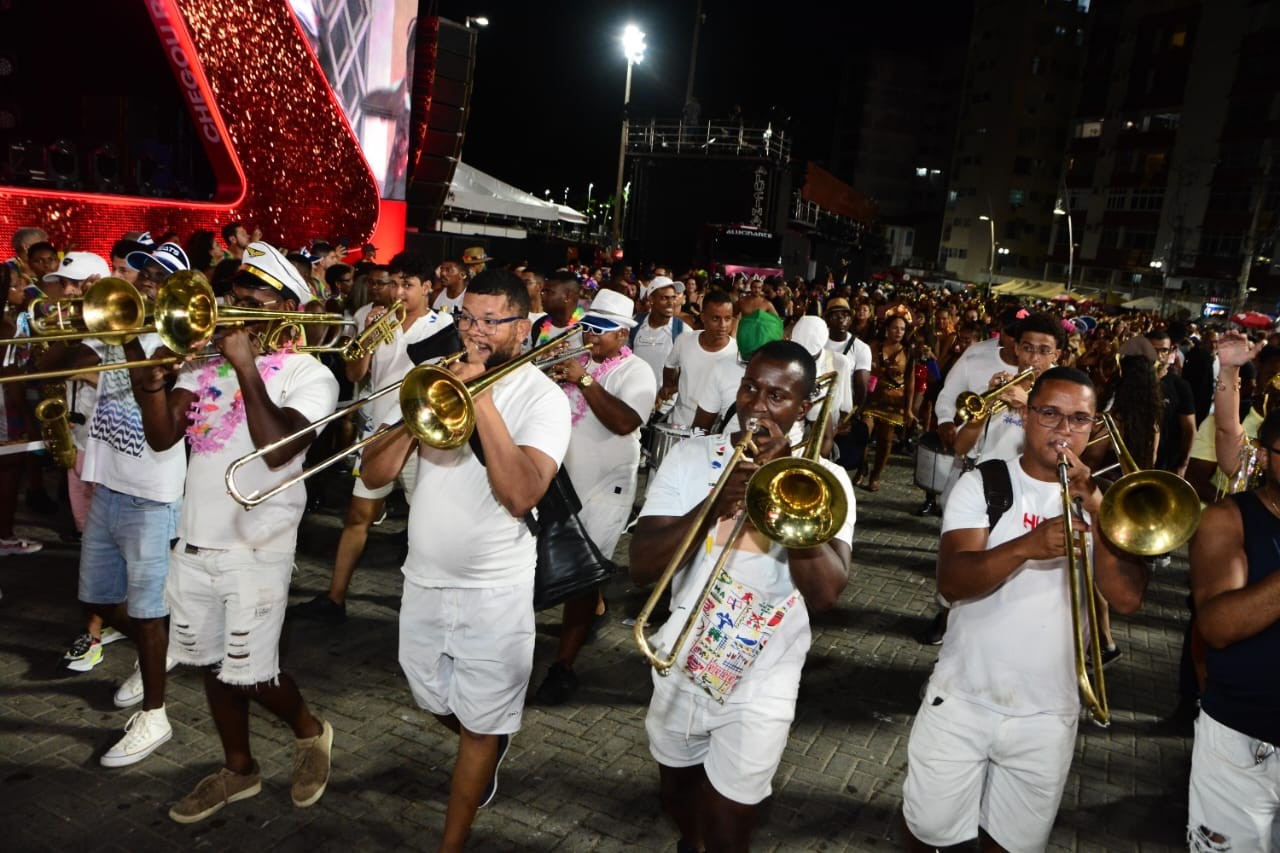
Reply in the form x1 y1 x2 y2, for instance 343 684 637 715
1053 203 1074 292
978 215 996 293
465 16 489 28
612 24 646 244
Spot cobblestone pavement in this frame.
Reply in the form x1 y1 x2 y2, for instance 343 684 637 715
1 449 1195 852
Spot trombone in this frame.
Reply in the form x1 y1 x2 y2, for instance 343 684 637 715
1059 413 1201 726
154 270 344 355
225 329 590 508
0 277 152 348
953 368 1034 426
634 375 849 675
0 272 346 384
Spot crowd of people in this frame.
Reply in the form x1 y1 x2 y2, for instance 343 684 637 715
1 223 1278 851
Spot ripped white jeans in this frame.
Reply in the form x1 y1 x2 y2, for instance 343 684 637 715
1188 711 1280 852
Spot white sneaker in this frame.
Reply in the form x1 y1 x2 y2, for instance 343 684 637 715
113 656 179 708
0 536 42 556
100 627 127 646
101 706 172 767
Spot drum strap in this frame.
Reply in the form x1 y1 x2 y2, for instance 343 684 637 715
977 459 1013 529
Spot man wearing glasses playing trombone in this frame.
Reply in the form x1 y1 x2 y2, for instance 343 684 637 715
901 367 1150 853
361 268 570 853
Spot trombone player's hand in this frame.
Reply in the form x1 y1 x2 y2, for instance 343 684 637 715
215 325 260 372
1023 510 1089 560
1058 443 1104 517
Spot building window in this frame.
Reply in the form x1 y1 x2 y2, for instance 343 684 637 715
1130 188 1164 210
1170 31 1186 48
1009 189 1026 207
1106 190 1128 210
905 231 914 246
1014 157 1032 176
1099 229 1120 250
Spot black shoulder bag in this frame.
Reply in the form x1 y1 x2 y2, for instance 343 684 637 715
467 431 616 610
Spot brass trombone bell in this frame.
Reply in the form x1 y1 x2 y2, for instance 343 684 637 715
398 329 589 450
953 368 1035 426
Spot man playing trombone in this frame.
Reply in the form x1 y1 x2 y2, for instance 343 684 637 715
630 340 855 853
292 251 456 624
901 367 1151 853
360 269 570 852
129 243 338 823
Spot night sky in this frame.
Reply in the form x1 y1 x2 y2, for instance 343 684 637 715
437 0 973 209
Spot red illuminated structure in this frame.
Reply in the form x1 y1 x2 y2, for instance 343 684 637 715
0 0 386 259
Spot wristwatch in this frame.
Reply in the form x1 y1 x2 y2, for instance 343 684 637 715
577 374 595 389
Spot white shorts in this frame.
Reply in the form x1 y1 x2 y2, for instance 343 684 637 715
1188 711 1280 852
578 493 632 560
165 541 293 686
398 580 535 735
644 671 796 805
353 453 419 501
902 683 1078 853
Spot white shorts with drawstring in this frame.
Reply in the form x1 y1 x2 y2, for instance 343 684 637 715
644 669 795 805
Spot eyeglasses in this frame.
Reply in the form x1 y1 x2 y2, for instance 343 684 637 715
579 320 620 335
1018 343 1057 358
453 309 522 334
228 293 279 309
138 267 168 284
1027 405 1096 432
369 278 391 288
1153 346 1173 355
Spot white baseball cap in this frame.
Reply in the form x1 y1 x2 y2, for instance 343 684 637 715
43 251 110 283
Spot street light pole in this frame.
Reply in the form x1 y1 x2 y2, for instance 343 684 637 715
1053 204 1074 292
612 25 646 246
979 215 995 295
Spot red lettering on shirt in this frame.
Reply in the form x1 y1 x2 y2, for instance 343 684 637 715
1023 512 1044 530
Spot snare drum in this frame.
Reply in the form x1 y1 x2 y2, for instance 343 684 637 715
644 423 693 470
914 431 955 493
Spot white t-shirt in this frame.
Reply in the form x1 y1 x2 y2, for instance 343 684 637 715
934 461 1086 716
81 335 186 502
431 288 467 313
694 357 746 424
973 407 1026 465
632 316 678 384
640 433 856 703
563 354 656 507
934 337 1012 425
664 332 738 428
366 311 454 429
810 348 854 423
66 378 98 451
825 333 872 375
403 363 571 588
175 353 338 552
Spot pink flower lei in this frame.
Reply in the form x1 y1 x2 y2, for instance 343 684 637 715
186 349 291 454
564 346 632 425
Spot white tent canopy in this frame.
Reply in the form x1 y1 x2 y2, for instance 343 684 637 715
444 162 587 225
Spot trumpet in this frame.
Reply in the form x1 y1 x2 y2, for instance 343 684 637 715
634 379 849 675
225 329 590 508
1059 413 1201 727
953 368 1034 426
341 302 407 361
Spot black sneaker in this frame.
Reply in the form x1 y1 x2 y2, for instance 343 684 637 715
479 733 510 808
915 497 939 517
1100 645 1122 668
534 661 579 706
917 611 947 646
289 594 347 625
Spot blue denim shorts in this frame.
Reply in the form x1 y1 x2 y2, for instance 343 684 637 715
78 485 180 619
